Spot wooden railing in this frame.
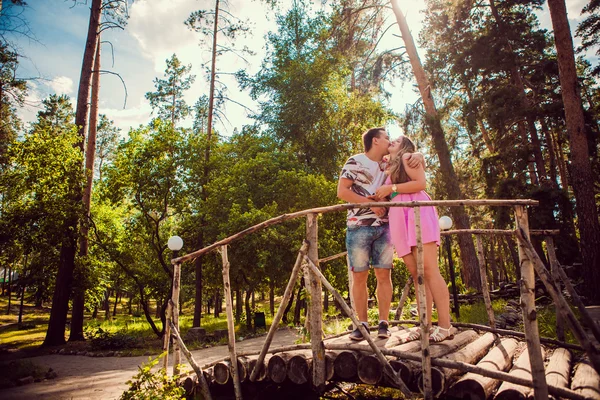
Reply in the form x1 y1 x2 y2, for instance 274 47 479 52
162 198 600 400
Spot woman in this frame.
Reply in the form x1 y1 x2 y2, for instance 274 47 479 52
375 136 454 342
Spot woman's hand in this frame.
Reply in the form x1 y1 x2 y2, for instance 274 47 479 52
375 184 393 200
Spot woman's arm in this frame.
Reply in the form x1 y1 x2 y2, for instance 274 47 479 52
395 154 426 193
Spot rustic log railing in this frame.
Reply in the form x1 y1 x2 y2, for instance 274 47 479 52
162 198 600 400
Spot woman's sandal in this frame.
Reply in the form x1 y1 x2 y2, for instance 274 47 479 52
402 329 420 343
429 325 455 343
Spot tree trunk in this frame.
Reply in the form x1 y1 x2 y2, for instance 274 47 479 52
293 277 305 325
548 0 600 301
235 288 242 323
245 290 252 330
214 288 220 318
18 285 24 324
70 36 102 342
44 0 101 348
1 267 6 296
104 290 111 320
5 266 10 314
269 280 275 316
390 1 481 289
193 249 203 327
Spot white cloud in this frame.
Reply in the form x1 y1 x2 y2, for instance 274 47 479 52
47 76 74 95
100 96 154 135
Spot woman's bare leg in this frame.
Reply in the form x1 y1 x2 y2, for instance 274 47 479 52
421 242 451 329
402 253 433 325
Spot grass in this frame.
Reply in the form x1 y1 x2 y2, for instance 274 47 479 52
0 290 581 359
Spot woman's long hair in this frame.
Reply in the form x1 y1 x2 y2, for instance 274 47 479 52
388 136 416 184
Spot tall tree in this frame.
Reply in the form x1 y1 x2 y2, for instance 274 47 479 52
548 0 600 301
390 0 481 289
145 54 195 127
186 2 252 328
44 0 101 347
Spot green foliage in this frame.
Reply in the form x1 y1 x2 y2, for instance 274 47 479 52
120 355 185 400
145 54 195 126
85 325 139 351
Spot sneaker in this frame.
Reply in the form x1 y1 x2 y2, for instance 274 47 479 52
349 322 369 341
377 321 391 339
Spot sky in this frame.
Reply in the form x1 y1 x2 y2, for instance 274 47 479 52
7 0 593 139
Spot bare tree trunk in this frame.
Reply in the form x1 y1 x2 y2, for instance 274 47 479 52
44 0 101 347
269 280 275 316
245 290 252 330
1 267 6 296
70 34 101 342
390 1 481 289
5 266 10 314
235 288 242 323
548 0 600 301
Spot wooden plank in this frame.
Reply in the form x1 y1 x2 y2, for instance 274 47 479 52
415 207 433 400
513 205 549 400
546 348 571 400
250 242 308 381
306 214 326 390
514 228 600 372
476 234 495 329
495 346 546 400
394 277 412 320
448 338 519 400
173 200 539 263
545 237 565 341
301 254 413 397
168 319 212 400
172 262 181 375
571 360 600 400
221 245 242 400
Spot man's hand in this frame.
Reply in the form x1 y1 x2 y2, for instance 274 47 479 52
375 184 393 200
367 195 387 217
406 152 425 169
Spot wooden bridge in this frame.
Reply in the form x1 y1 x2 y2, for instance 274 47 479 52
162 199 600 399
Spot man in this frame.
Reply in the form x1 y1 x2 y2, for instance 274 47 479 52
337 127 422 340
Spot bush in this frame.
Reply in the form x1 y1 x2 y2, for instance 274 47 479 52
120 355 185 400
86 326 139 350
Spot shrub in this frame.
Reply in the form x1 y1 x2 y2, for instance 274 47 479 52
120 355 185 400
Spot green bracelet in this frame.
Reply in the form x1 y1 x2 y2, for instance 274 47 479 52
390 192 399 200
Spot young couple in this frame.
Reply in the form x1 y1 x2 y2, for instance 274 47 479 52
337 127 454 343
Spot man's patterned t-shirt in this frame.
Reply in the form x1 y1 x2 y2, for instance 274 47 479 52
340 153 388 227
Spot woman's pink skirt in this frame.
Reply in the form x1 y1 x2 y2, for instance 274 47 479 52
388 191 440 257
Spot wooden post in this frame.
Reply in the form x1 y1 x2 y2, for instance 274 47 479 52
306 213 326 390
546 236 565 341
475 235 495 328
415 207 433 400
172 261 181 376
162 301 172 371
347 254 356 329
250 241 308 381
514 205 549 399
301 255 413 397
394 277 412 320
514 229 600 372
168 318 212 400
221 245 242 400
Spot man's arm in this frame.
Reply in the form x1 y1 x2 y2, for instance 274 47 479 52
337 177 386 217
405 152 425 169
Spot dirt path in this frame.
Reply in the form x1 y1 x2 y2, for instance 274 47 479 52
0 328 299 400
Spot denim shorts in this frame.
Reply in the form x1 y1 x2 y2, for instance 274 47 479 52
346 224 393 272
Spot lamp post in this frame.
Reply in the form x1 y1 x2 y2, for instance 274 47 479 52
439 216 459 318
167 235 183 375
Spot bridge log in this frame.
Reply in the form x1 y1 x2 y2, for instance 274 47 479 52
214 361 232 385
287 353 310 385
546 348 571 400
248 357 268 382
447 337 519 400
495 346 546 400
358 355 383 385
268 353 290 384
571 360 600 399
333 350 359 381
413 330 480 395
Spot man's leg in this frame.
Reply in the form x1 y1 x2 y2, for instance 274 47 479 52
352 270 370 322
374 268 392 321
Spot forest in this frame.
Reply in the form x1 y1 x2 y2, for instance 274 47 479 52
0 0 598 354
